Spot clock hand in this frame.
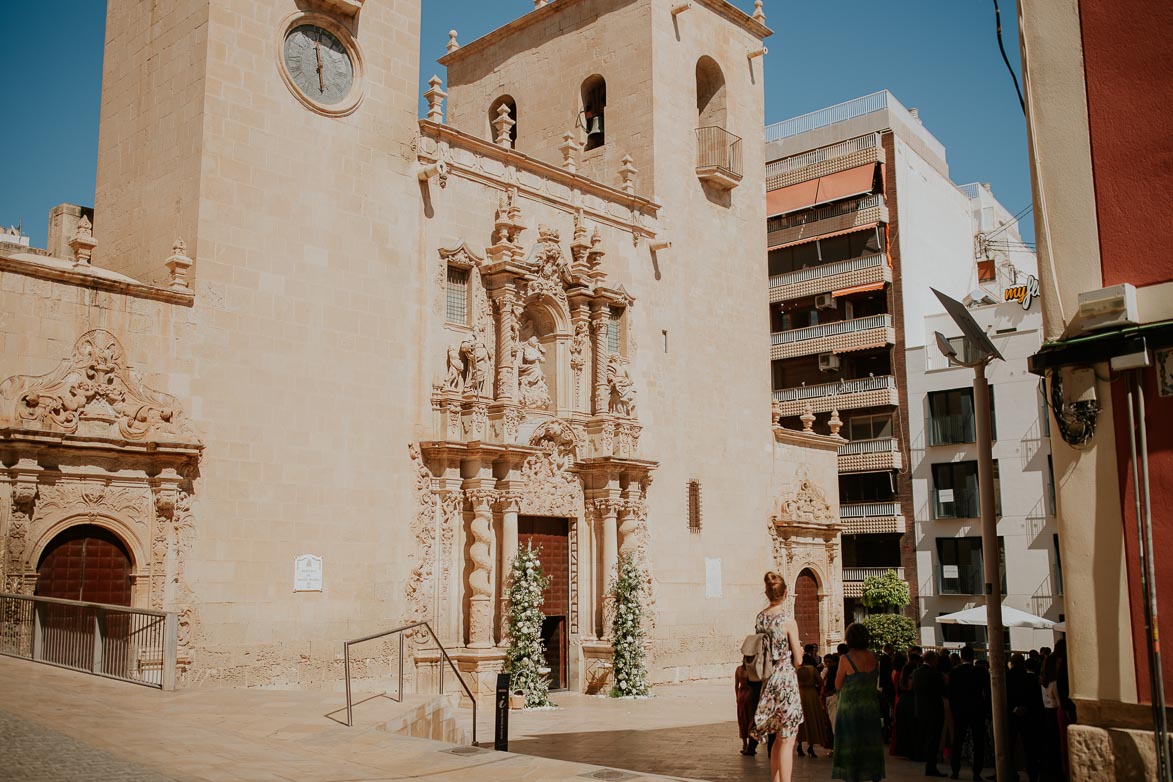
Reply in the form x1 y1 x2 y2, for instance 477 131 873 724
314 33 325 93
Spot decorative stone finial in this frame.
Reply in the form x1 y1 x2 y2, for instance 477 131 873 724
828 408 844 439
560 131 579 174
493 103 515 148
165 237 194 291
69 214 98 266
753 0 766 23
800 403 815 433
447 30 459 53
619 154 638 195
424 74 447 124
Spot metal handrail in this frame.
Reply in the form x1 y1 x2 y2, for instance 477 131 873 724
771 314 892 345
342 620 476 744
769 253 886 288
772 374 895 402
766 133 879 179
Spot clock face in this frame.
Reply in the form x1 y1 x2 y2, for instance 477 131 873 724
283 25 354 106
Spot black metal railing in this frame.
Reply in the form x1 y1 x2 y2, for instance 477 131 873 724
696 126 743 179
342 620 476 744
0 593 177 689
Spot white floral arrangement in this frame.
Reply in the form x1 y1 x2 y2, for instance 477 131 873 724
504 543 552 708
609 552 650 697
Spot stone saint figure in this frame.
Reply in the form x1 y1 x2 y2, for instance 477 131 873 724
607 355 637 417
444 344 465 392
518 336 550 409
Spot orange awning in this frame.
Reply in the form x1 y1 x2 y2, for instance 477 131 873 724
832 281 886 297
766 163 878 217
767 179 820 217
815 164 878 205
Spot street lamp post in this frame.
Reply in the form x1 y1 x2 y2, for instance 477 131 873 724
932 288 1013 782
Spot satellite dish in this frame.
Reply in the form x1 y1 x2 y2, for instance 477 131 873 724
931 288 1003 364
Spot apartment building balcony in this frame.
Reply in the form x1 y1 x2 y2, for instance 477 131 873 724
769 253 892 303
770 314 894 361
772 375 898 418
840 501 905 535
767 194 889 249
696 126 743 190
838 437 903 473
766 133 886 191
843 566 906 598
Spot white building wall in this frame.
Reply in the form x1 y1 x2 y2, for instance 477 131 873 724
909 301 1063 652
892 137 978 349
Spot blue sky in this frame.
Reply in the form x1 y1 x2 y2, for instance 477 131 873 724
1 1 1031 249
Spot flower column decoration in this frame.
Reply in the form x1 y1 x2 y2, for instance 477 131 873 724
505 543 552 707
609 551 649 697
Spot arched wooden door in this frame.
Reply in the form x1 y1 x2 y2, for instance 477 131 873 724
793 569 821 652
36 524 133 605
35 525 134 675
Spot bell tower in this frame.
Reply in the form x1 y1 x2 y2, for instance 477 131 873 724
93 0 423 285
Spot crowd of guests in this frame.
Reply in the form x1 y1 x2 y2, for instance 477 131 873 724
736 572 1073 782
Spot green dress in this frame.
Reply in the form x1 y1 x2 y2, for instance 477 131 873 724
832 652 886 782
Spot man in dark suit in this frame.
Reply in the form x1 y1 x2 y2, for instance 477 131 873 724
948 644 990 780
1008 652 1045 782
913 650 947 777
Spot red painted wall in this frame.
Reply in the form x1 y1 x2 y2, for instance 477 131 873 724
1079 0 1173 288
1111 370 1173 702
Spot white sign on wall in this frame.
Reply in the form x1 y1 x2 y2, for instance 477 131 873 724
943 564 959 579
939 489 955 504
705 557 723 599
294 554 324 592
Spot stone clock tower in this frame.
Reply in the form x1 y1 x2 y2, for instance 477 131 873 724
93 0 423 285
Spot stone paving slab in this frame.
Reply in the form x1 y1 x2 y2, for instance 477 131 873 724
0 656 687 782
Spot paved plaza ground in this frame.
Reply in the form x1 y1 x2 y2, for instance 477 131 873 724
1 656 933 781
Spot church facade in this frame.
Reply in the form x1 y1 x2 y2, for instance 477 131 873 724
0 0 845 693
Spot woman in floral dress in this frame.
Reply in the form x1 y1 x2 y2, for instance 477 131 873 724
751 572 804 782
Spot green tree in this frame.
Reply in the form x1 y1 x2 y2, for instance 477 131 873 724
860 569 911 612
609 552 650 697
504 544 552 707
861 613 919 653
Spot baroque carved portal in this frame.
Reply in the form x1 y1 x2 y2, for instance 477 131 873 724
0 329 195 442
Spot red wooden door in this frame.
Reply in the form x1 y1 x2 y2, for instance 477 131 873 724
36 525 133 605
35 525 134 675
794 569 821 652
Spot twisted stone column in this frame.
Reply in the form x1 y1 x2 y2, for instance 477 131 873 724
466 490 496 648
590 305 609 415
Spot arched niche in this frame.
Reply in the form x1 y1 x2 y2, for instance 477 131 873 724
518 294 572 413
696 56 727 129
488 95 518 147
580 75 607 151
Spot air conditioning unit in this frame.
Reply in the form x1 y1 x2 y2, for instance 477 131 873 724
815 294 836 310
819 353 840 372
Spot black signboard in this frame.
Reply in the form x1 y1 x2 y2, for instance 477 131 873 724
494 672 510 751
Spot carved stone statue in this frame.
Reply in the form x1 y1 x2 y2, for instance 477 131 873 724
460 334 491 397
518 336 550 409
444 344 464 392
607 354 637 418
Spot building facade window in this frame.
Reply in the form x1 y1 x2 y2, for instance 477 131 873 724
446 266 469 324
927 387 996 445
687 480 702 533
937 536 1005 595
608 306 623 355
932 460 1001 519
846 413 893 442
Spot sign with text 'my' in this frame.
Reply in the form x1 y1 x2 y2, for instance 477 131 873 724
1004 275 1040 311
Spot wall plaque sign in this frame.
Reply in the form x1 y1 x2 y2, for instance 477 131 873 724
943 564 959 579
705 557 722 599
294 554 324 592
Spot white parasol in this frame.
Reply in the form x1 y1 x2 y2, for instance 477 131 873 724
935 605 1055 630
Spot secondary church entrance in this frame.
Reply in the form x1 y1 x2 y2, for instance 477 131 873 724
794 568 820 650
34 524 136 676
518 517 569 690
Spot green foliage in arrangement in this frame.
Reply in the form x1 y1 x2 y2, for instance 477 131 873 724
861 613 919 653
609 552 650 698
860 569 911 612
504 544 551 708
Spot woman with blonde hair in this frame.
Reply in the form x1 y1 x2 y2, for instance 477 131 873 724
750 572 804 782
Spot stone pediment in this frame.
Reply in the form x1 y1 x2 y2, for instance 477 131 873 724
0 329 199 446
774 473 834 527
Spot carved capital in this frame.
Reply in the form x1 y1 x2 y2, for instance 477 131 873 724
466 489 497 512
494 493 522 515
593 498 623 518
11 481 38 517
